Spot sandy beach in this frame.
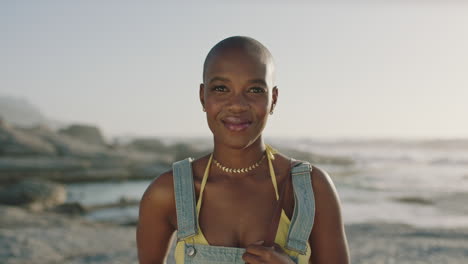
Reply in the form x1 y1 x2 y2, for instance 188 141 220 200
1 205 467 264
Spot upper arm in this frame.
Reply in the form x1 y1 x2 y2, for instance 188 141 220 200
308 166 350 264
136 171 177 264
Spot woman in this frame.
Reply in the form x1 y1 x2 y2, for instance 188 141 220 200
137 36 350 264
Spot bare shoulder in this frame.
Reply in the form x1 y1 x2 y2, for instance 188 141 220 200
308 165 350 264
309 165 343 224
272 152 300 176
143 170 174 202
139 170 177 228
137 170 178 263
310 165 339 198
275 151 337 195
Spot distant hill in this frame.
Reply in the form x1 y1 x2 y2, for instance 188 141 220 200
0 95 63 129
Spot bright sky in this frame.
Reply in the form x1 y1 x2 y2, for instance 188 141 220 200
2 1 467 139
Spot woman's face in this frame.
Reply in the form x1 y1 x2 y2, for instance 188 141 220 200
200 47 277 149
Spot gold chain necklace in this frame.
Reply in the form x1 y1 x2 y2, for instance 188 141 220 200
213 154 266 174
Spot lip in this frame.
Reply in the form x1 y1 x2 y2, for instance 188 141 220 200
221 116 252 132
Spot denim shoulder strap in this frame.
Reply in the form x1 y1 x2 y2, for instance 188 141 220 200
172 158 198 240
286 161 315 255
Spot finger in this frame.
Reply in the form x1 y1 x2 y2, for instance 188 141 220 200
252 240 264 245
245 240 269 256
245 244 268 256
272 242 285 253
242 252 264 264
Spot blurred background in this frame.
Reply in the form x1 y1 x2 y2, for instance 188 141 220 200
1 1 467 263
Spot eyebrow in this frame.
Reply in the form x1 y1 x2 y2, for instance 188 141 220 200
208 77 267 86
208 76 230 84
247 79 267 86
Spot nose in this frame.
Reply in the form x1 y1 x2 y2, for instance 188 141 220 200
227 92 249 112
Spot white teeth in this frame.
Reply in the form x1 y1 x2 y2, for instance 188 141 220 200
224 122 250 132
224 117 249 124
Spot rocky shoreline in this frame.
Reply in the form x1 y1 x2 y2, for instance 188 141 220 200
1 205 467 264
0 117 205 184
0 117 353 184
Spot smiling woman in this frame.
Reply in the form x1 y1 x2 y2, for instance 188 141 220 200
201 37 276 149
136 36 350 264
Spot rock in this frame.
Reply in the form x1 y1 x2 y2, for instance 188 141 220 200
62 168 131 182
129 162 171 179
53 202 86 215
0 120 204 183
59 124 106 146
112 148 163 164
0 157 91 183
119 196 138 204
28 124 108 157
0 157 91 171
129 138 167 152
0 179 66 210
86 197 140 212
0 119 57 156
169 142 208 161
0 157 163 184
0 120 116 159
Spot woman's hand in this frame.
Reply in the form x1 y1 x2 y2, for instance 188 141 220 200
242 241 295 264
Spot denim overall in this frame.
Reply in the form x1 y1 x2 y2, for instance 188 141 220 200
172 158 315 264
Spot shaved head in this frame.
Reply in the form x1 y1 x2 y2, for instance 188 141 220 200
202 36 275 85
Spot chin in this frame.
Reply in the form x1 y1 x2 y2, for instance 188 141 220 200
214 132 262 150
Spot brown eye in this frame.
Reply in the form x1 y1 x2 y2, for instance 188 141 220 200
249 87 266 93
213 85 228 92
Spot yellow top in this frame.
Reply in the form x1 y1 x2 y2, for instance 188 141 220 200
174 145 311 263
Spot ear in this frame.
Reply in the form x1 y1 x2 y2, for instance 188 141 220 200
199 83 205 108
270 86 278 112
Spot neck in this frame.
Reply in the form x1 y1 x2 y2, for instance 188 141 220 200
212 137 266 170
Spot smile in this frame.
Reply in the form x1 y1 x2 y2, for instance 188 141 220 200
222 116 252 132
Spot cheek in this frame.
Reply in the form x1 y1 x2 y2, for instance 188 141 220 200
205 99 223 115
252 99 270 116
204 100 224 126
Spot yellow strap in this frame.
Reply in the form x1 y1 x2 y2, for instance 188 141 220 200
197 153 212 212
266 144 279 200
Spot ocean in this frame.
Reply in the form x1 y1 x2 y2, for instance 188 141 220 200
66 138 468 228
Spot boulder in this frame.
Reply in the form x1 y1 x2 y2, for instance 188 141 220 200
53 202 86 215
58 124 106 146
26 125 111 158
169 142 209 161
129 138 167 152
0 157 92 183
0 179 66 211
61 167 131 182
0 119 57 156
